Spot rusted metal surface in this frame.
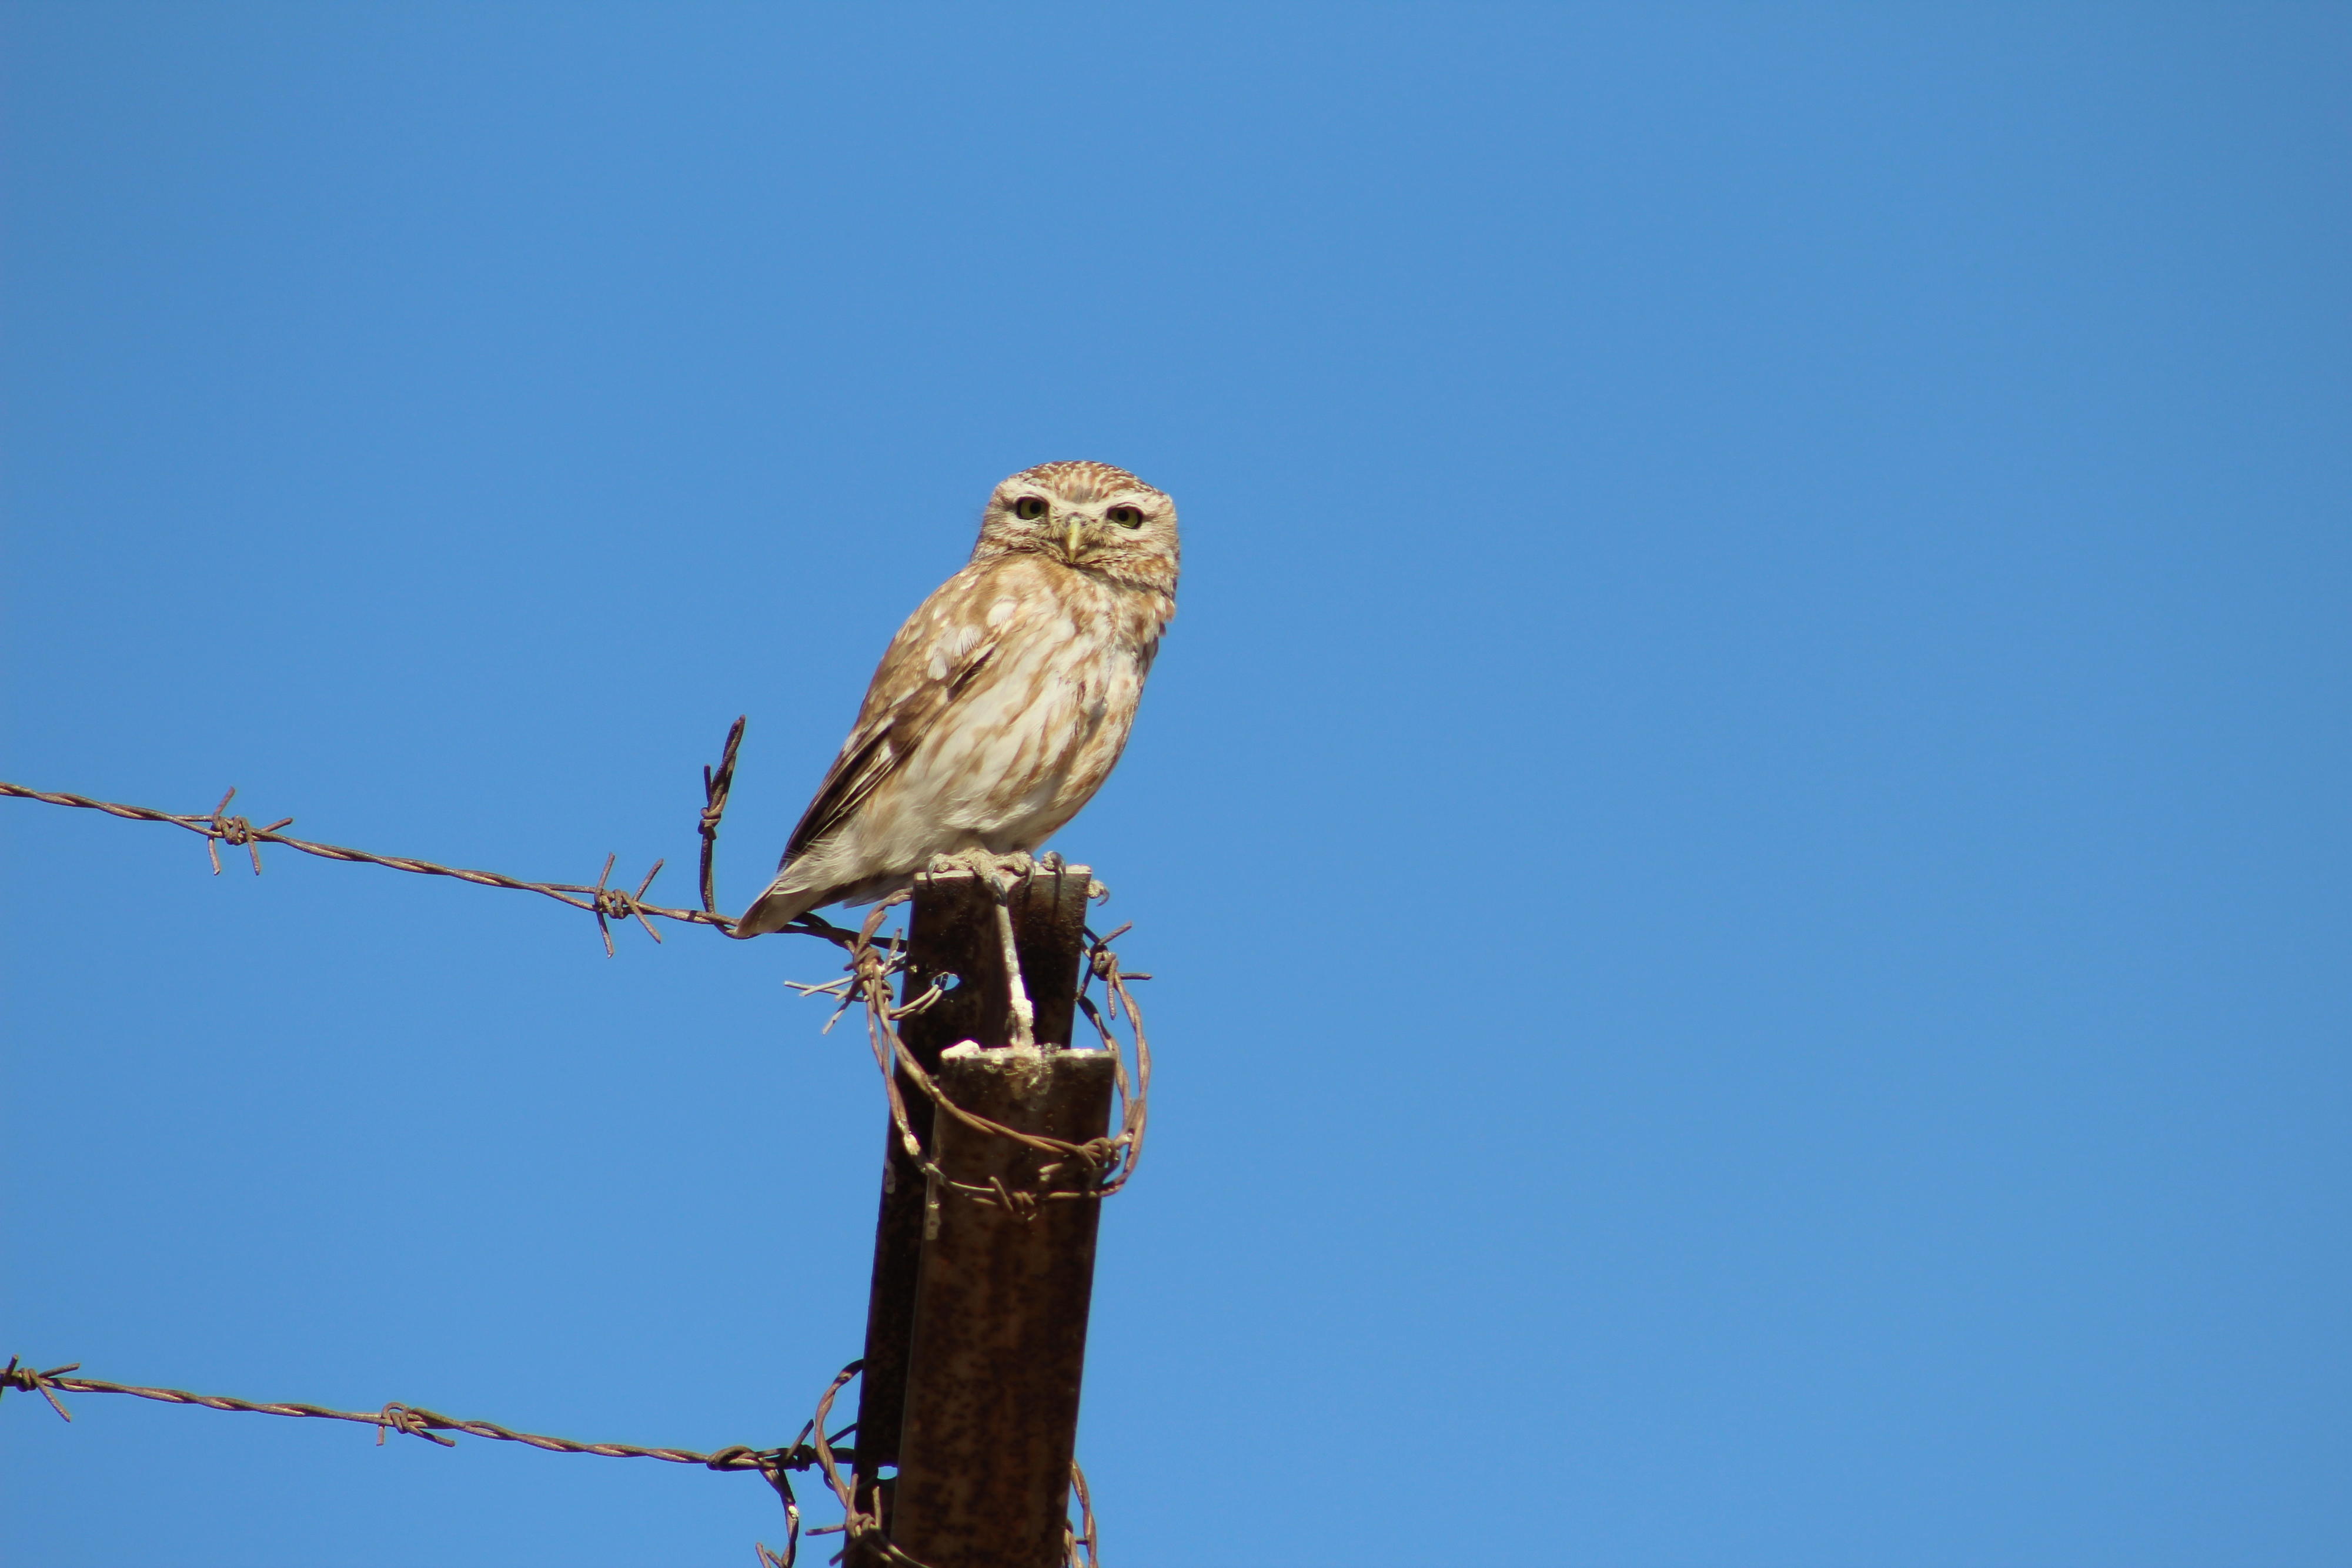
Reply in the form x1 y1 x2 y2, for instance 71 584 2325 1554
901 862 1095 1054
889 1046 1116 1568
850 864 1094 1556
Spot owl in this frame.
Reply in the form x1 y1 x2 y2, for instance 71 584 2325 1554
733 460 1180 937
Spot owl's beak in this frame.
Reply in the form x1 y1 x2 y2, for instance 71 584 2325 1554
1064 516 1087 560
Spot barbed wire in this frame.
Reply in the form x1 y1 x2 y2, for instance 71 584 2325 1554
0 1353 858 1567
0 1353 827 1467
821 896 1155 1219
0 720 861 955
1067 1457 1102 1568
700 716 747 918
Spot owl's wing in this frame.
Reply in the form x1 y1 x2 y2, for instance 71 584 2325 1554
780 561 1011 863
781 650 994 861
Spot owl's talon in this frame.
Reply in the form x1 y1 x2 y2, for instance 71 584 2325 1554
920 848 1038 902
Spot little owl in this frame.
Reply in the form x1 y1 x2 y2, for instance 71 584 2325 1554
732 460 1180 937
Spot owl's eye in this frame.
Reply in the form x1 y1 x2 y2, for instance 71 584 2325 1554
1106 505 1145 528
1012 496 1049 520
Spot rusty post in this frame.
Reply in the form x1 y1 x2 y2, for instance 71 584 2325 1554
889 1046 1115 1568
850 862 1094 1562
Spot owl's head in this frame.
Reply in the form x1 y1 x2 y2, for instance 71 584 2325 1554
974 460 1180 596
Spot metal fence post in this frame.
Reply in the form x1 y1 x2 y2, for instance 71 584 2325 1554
849 863 1096 1564
890 1043 1112 1568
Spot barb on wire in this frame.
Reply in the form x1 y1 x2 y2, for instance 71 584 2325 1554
0 768 862 956
589 851 667 958
199 787 293 875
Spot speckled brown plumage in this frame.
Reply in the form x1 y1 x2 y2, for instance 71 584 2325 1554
733 462 1179 937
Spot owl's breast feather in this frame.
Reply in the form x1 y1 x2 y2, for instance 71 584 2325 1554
891 577 1159 843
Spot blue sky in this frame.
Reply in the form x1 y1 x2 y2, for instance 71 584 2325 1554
4 5 2347 1564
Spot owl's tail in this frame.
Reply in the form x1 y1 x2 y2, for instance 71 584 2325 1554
730 879 825 938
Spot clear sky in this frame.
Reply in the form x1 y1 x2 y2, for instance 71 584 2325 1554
4 5 2347 1565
